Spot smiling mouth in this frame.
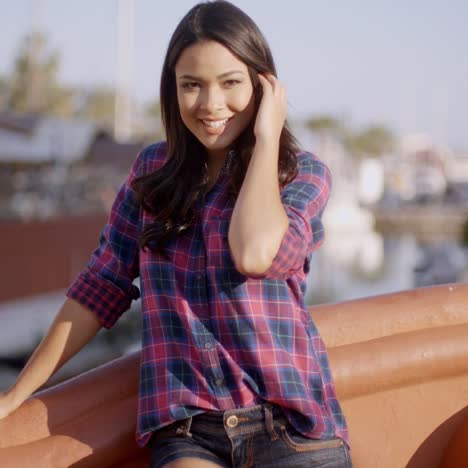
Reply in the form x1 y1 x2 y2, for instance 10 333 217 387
200 117 233 128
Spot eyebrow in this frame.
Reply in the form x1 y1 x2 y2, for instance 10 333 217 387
177 70 246 80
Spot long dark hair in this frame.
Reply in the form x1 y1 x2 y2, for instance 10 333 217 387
132 0 299 254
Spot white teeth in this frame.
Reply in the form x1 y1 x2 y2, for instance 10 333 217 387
202 118 229 128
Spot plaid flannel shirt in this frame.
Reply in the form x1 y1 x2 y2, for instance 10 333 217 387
67 141 349 447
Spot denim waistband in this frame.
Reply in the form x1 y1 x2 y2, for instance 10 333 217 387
176 403 288 441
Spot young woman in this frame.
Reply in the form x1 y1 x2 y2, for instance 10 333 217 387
0 1 352 467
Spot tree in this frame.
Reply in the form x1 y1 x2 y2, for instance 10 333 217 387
75 87 116 128
307 114 394 159
307 115 345 137
0 75 10 110
146 99 161 120
8 32 73 116
344 125 394 158
141 98 164 141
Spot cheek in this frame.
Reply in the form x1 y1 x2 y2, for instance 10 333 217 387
176 93 195 122
237 95 255 123
230 87 254 112
226 86 252 112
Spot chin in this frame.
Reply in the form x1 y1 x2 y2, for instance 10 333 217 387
199 135 233 154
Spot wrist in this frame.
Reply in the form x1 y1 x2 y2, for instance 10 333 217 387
253 136 279 155
6 386 24 408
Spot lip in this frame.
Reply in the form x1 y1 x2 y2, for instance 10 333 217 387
199 116 234 135
199 116 234 121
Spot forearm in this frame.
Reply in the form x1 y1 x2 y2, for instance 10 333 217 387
228 139 288 274
7 297 102 405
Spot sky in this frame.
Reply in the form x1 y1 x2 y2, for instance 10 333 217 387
1 0 467 150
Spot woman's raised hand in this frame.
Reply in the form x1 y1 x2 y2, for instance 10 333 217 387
253 73 287 145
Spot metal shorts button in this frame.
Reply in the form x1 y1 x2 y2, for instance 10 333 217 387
226 415 239 428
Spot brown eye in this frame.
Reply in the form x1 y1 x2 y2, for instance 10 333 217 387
224 79 241 88
181 82 200 90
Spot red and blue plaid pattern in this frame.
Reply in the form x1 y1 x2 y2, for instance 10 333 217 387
67 142 349 447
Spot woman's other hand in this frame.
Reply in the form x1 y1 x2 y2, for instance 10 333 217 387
0 390 21 420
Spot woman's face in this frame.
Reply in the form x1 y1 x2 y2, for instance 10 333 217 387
175 40 255 161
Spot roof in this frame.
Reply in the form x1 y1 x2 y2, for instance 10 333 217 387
0 111 99 165
0 111 41 135
84 136 144 169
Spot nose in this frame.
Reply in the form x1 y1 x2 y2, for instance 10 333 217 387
199 85 225 113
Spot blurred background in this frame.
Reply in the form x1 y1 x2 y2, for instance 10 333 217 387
1 0 467 390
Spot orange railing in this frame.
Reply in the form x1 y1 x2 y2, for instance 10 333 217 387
1 284 467 467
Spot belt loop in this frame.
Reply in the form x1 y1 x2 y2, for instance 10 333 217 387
264 404 279 441
176 416 193 438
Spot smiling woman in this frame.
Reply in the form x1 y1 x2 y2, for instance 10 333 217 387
175 41 255 163
0 2 352 468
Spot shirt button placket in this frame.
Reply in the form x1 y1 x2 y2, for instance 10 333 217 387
211 366 228 397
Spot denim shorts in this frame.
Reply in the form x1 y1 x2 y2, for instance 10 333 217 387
149 403 352 467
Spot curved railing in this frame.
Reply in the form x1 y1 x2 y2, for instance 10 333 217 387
1 283 467 467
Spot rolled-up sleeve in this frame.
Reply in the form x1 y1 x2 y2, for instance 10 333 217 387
254 152 331 280
66 151 143 329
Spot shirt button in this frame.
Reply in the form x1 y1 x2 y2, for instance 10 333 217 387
226 415 239 428
204 342 213 349
215 378 223 386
